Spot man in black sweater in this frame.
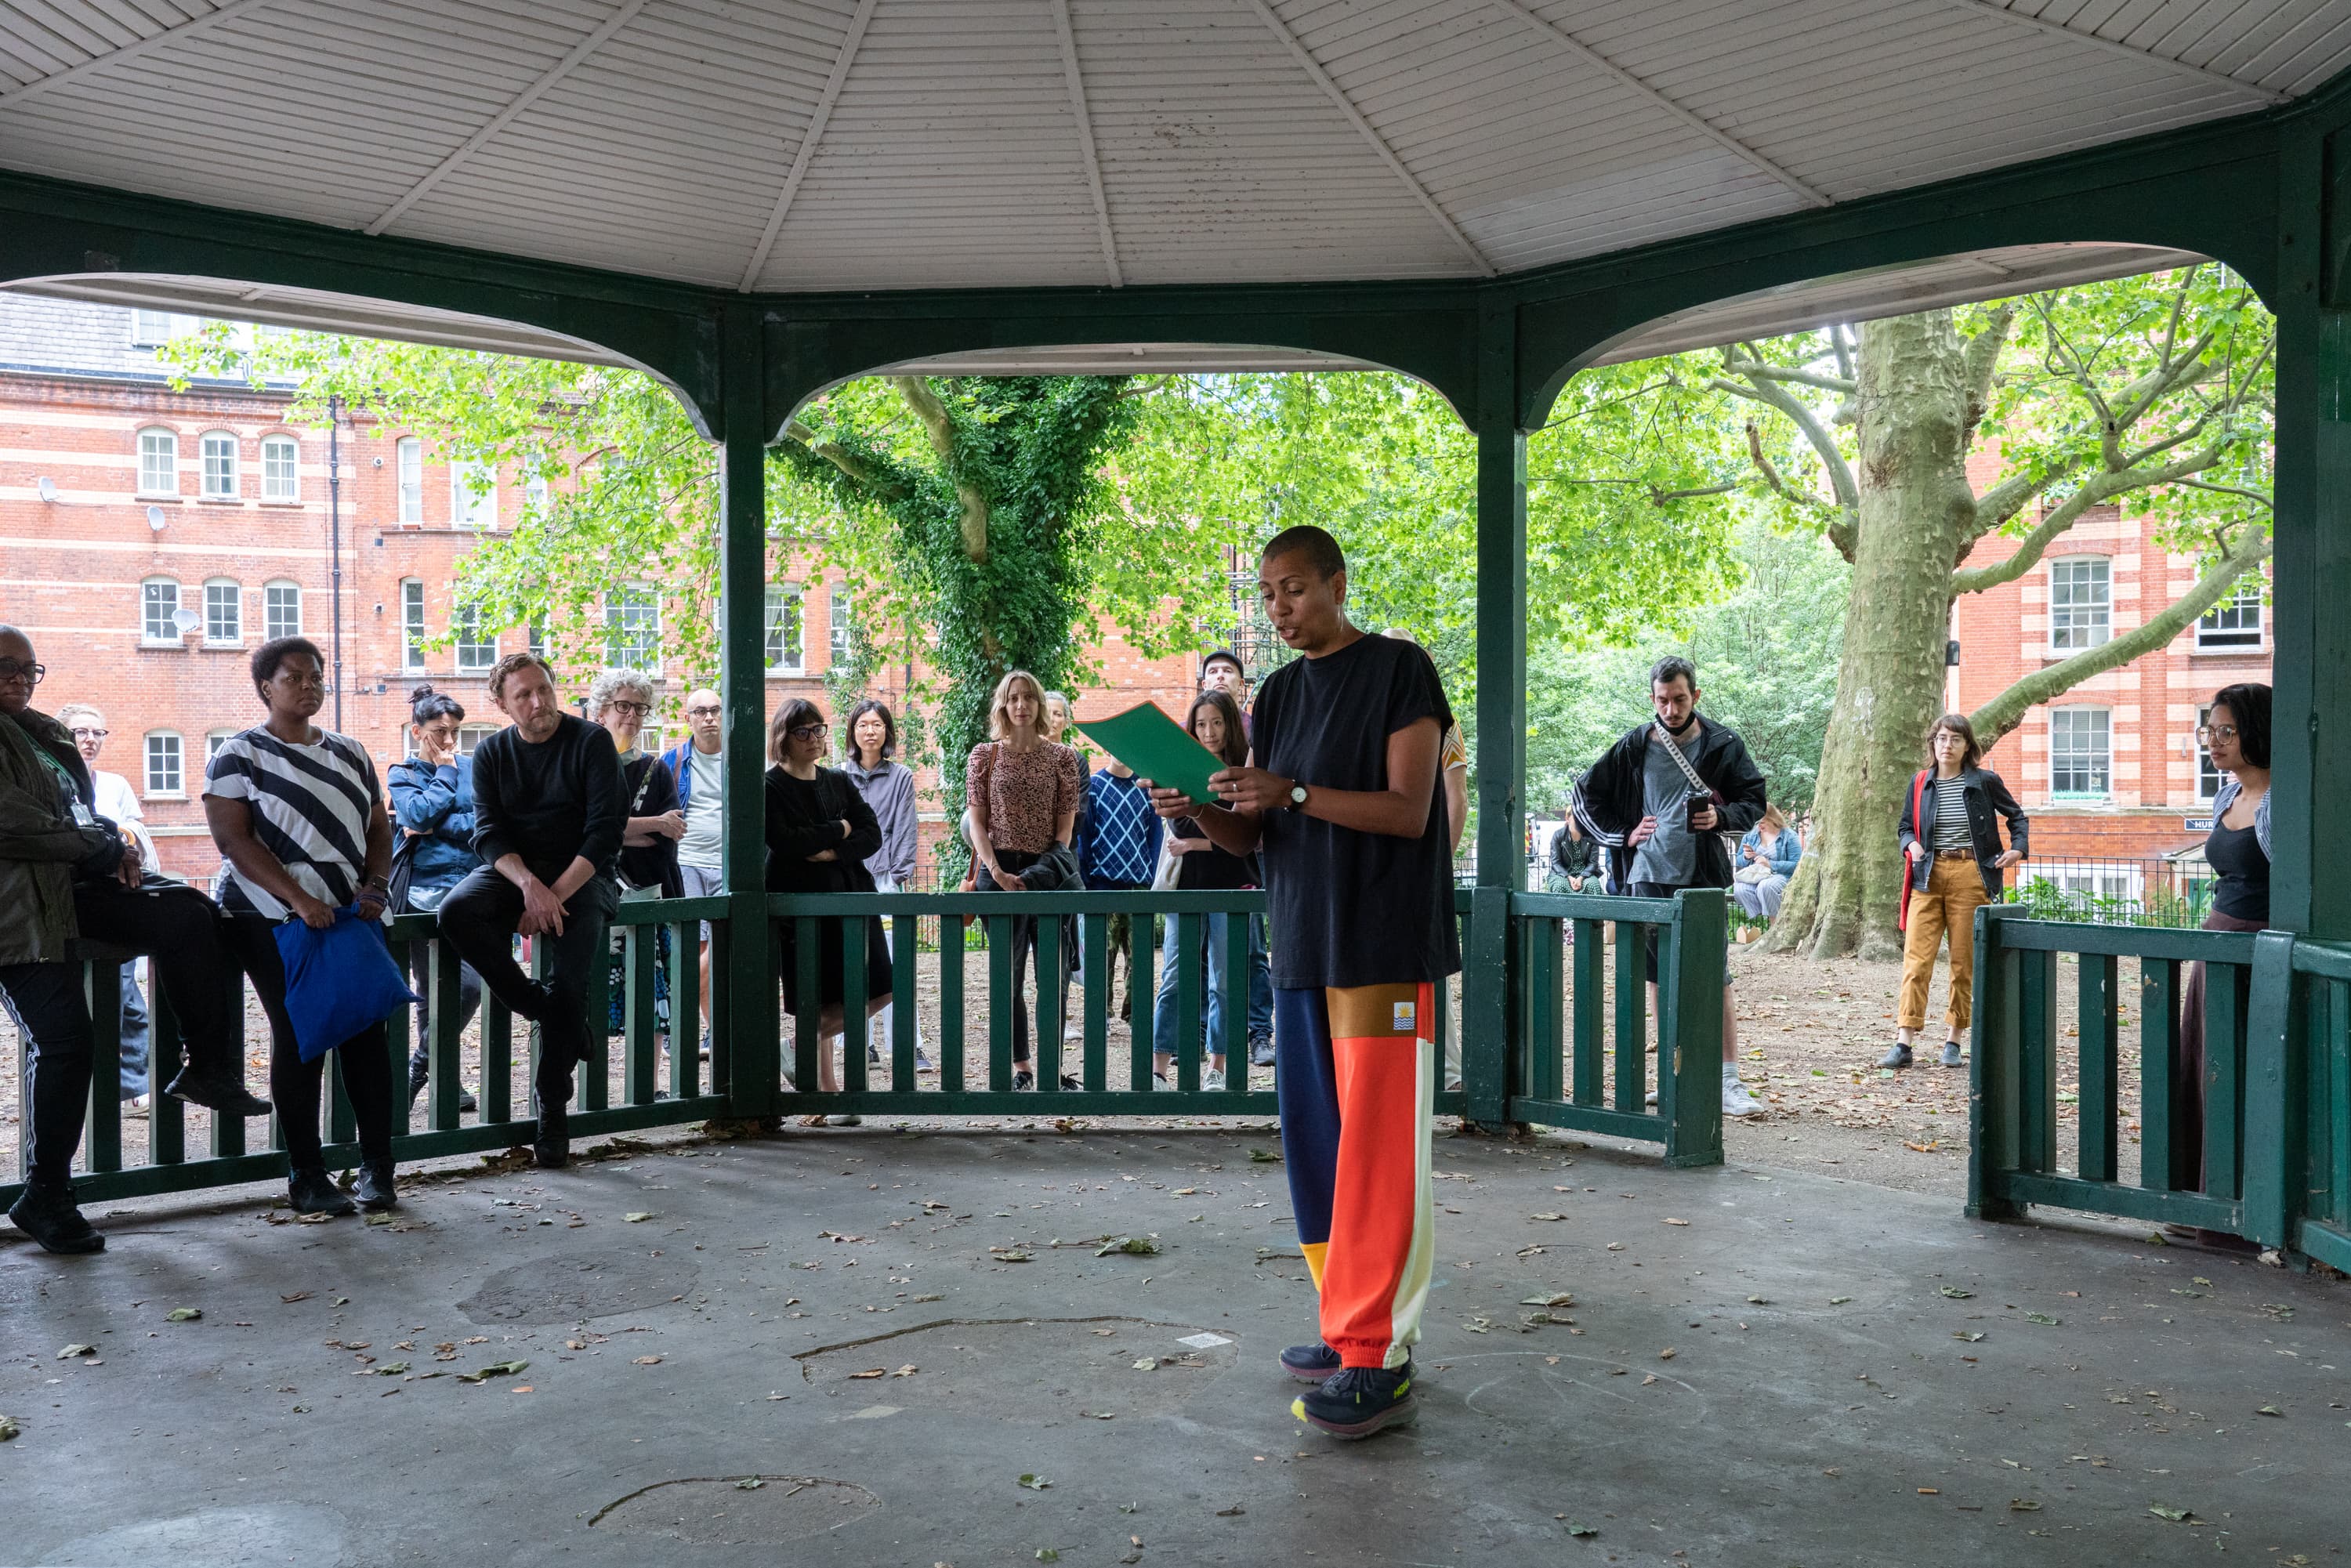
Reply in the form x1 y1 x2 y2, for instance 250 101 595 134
437 653 622 1167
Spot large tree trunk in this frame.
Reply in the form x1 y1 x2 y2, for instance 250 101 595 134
1767 311 1978 960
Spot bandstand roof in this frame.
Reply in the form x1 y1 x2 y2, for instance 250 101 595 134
0 0 2338 300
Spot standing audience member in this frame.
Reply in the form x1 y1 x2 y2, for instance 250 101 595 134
842 698 929 1072
387 686 484 1114
1080 754 1163 1023
766 698 892 1122
1572 656 1769 1117
1201 649 1276 1066
965 669 1083 1090
56 701 157 1109
1732 804 1803 925
592 670 683 1054
204 636 400 1218
1151 689 1257 1089
1886 713 2026 1070
1044 690 1086 1037
438 653 623 1169
2172 684 2269 1232
661 687 726 1057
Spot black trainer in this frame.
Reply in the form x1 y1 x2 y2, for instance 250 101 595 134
164 1066 272 1118
288 1167 355 1217
353 1161 399 1211
1012 1070 1036 1091
8 1181 105 1254
1293 1363 1418 1439
1279 1341 1342 1382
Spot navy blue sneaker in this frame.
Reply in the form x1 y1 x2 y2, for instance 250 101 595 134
1293 1363 1418 1439
1279 1341 1342 1382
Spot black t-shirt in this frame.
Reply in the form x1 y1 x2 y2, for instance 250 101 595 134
1252 631 1461 989
1170 817 1258 892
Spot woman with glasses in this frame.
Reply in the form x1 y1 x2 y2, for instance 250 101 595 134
766 698 891 1121
389 685 486 1115
1886 712 2027 1070
2172 684 2272 1230
590 669 683 1059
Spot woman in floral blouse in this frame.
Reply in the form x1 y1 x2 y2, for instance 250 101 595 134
966 669 1082 1089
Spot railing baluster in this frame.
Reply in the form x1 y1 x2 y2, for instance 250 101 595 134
580 922 610 1114
2016 947 2056 1175
1572 921 1604 1106
671 920 701 1100
2078 951 2119 1182
2205 959 2246 1200
1082 911 1108 1093
1128 913 1157 1088
842 913 869 1095
2139 958 2180 1190
1523 914 1561 1103
891 905 918 1090
482 997 513 1127
328 1038 356 1150
1612 921 1643 1112
940 913 966 1094
625 922 659 1106
793 915 823 1095
986 915 1013 1092
2329 978 2351 1229
429 934 465 1130
82 959 123 1174
150 986 185 1165
1220 910 1251 1077
1035 914 1063 1092
1176 911 1202 1093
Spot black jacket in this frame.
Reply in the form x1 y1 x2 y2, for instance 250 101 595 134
1898 766 2028 902
764 765 882 895
1572 715 1768 892
1549 825 1597 882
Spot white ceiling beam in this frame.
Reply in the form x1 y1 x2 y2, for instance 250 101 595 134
0 0 276 105
1943 0 2288 104
1486 0 1831 208
1237 0 1495 276
1052 0 1122 288
738 0 878 292
365 0 650 237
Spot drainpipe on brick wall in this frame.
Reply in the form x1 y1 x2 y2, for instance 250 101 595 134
328 393 344 732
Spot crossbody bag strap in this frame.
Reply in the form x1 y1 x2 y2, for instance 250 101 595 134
1651 719 1715 798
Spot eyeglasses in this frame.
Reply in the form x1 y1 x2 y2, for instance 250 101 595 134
686 705 723 719
0 661 45 686
787 722 828 741
605 701 653 717
69 726 108 740
2197 724 2239 744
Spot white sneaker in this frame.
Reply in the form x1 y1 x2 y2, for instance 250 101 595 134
1202 1067 1226 1092
1721 1066 1763 1118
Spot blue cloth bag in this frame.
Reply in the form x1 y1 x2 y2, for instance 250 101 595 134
273 906 420 1064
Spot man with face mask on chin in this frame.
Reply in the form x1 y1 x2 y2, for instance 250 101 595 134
1571 655 1768 1119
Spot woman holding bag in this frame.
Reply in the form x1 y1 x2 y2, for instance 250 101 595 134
203 636 401 1218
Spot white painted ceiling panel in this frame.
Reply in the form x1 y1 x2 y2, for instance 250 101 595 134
0 0 2340 294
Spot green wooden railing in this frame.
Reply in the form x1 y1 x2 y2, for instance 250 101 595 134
1969 907 2351 1273
8 885 1752 1210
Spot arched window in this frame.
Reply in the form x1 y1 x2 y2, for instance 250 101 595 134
140 578 182 643
264 579 302 640
137 427 178 495
199 431 238 498
261 434 299 502
397 436 423 524
204 578 242 645
400 579 427 672
143 732 184 798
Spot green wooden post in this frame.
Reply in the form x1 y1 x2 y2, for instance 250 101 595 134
718 301 777 1119
1662 889 1724 1168
82 960 123 1174
2242 930 2306 1248
2077 952 2120 1182
2139 958 2182 1191
1968 905 2022 1219
1464 299 1526 1131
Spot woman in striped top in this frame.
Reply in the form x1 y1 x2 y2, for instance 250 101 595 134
1889 712 2027 1070
204 636 400 1218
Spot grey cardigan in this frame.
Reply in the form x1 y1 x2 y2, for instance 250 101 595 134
843 756 918 885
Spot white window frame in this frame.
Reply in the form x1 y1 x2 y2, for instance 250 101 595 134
457 722 497 758
203 578 242 646
524 470 551 516
2196 575 2266 650
129 310 176 348
199 430 238 499
2049 707 2112 799
143 732 184 798
205 729 238 764
137 428 179 497
260 434 299 502
140 578 182 644
264 579 302 641
450 458 496 530
453 603 496 672
2195 704 2223 802
401 578 427 674
606 586 659 672
765 583 803 675
2049 556 2112 653
397 436 423 525
828 582 854 664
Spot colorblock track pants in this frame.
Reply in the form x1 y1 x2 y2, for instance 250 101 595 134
1276 981 1437 1371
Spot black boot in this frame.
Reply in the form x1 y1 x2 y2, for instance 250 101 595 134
7 1180 104 1254
288 1167 356 1217
353 1159 399 1211
165 1066 272 1118
534 1101 570 1169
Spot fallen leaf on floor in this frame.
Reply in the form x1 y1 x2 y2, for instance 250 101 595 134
1641 1373 1659 1386
1037 1551 1061 1563
2257 1405 2283 1417
1940 1287 1974 1299
1096 1237 1161 1257
735 1477 763 1490
1019 1474 1052 1490
2148 1505 2197 1523
1917 1488 1939 1495
1462 1316 1492 1334
1249 1148 1282 1162
1605 1243 1625 1251
1531 1212 1566 1222
1954 1331 1986 1342
849 1367 887 1379
56 1344 96 1360
623 1212 654 1223
456 1360 528 1384
1215 1505 1245 1517
1518 1244 1547 1257
166 1307 201 1322
991 1249 1034 1262
632 1356 663 1366
1830 1297 1853 1305
1745 1295 1768 1305
280 1291 311 1304
1520 1293 1575 1308
1133 1358 1158 1371
1662 1218 1690 1226
2025 1313 2060 1326
892 1364 918 1378
1657 1347 1676 1360
1565 1522 1597 1538
2008 1500 2040 1512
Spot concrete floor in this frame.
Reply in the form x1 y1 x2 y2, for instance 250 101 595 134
4 1124 2346 1568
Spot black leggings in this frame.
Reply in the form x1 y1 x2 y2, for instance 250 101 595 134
973 851 1074 1066
0 960 94 1186
223 914 394 1172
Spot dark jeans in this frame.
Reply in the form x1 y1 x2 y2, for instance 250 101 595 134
118 963 150 1099
222 914 395 1172
0 961 94 1186
436 867 614 1124
72 875 244 1081
403 940 484 1089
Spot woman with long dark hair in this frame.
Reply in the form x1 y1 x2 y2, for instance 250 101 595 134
1150 688 1257 1090
842 697 928 1073
766 697 892 1122
1886 712 2027 1070
2174 683 2271 1222
387 684 484 1114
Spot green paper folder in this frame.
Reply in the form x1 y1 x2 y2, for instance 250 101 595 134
1076 702 1226 805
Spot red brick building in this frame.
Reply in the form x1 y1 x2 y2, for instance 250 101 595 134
1948 450 2271 890
0 295 1209 883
